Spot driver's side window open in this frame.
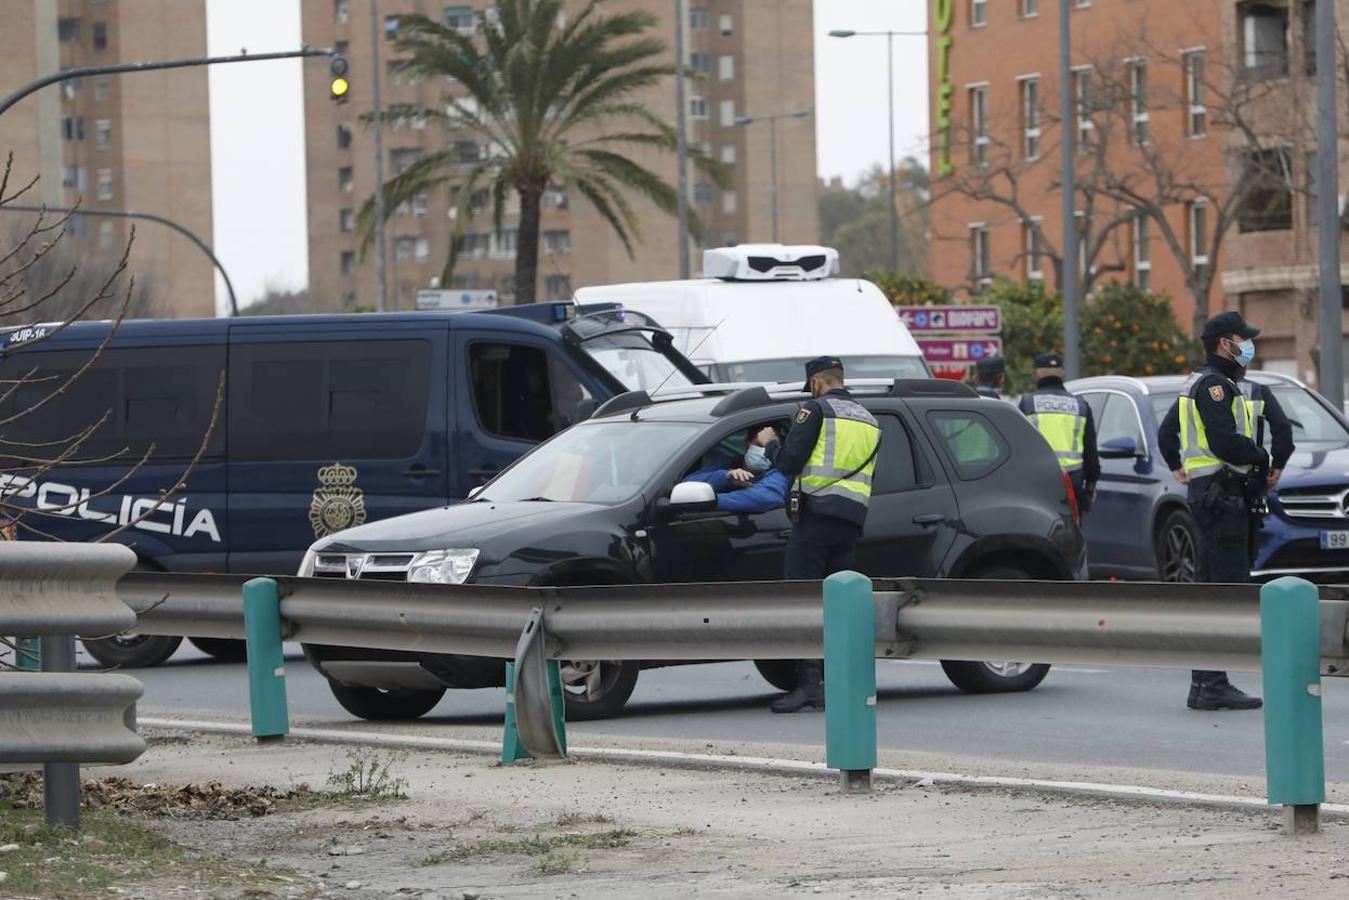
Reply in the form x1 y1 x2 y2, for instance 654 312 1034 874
681 418 790 482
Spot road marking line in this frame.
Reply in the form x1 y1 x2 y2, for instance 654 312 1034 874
140 716 1342 816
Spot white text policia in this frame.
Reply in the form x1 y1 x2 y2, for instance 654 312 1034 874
0 475 222 542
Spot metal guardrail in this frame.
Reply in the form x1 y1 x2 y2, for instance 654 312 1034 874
5 543 137 636
0 674 145 765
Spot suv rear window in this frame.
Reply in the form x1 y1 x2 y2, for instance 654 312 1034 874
926 410 1007 480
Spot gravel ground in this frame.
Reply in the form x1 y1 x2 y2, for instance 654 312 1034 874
77 728 1349 899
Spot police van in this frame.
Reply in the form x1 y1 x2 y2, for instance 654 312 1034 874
575 244 929 383
0 303 704 667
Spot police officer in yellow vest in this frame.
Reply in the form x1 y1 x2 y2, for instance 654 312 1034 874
1018 352 1100 514
1157 310 1271 711
769 356 882 713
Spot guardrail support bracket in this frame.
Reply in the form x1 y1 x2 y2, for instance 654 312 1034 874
243 577 289 741
501 607 566 764
1261 576 1325 835
824 571 877 793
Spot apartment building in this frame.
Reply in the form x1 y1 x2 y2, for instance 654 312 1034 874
0 0 215 318
301 0 819 310
928 0 1347 387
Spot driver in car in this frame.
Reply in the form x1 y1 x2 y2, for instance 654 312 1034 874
683 424 790 513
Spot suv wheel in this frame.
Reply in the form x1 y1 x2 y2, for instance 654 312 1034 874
753 660 799 692
940 564 1051 694
559 659 639 720
328 682 446 720
1155 509 1198 582
188 637 248 661
83 634 183 669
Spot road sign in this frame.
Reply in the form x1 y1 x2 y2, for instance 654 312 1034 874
415 289 498 312
896 305 1001 334
916 337 1003 366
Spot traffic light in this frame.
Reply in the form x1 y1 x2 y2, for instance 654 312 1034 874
329 54 350 103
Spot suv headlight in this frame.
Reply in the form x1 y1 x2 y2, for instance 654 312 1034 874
297 549 317 577
408 549 479 585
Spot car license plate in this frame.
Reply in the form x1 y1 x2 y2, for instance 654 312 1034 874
1321 531 1349 550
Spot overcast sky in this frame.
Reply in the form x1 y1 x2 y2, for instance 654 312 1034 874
205 0 930 314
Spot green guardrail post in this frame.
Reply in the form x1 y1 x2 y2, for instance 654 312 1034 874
547 659 567 757
824 570 877 793
15 636 39 671
501 660 567 764
243 577 289 741
1260 576 1324 835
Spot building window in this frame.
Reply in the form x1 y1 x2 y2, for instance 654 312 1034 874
1182 49 1207 137
96 169 113 201
1128 60 1149 145
384 15 401 39
1074 0 1091 7
722 190 738 214
1302 0 1318 75
543 229 571 254
719 55 735 82
1073 66 1094 149
391 148 423 175
95 118 111 151
341 251 355 276
456 232 490 258
689 51 711 74
57 18 81 43
546 274 572 300
337 124 352 149
62 165 87 191
444 5 475 32
719 13 733 35
61 116 84 142
543 188 569 209
1133 214 1151 290
451 140 481 163
690 96 708 120
1240 2 1289 79
98 221 114 250
492 228 518 258
335 0 349 24
689 7 708 29
720 144 737 165
971 0 987 26
968 85 988 167
94 75 110 102
1188 200 1209 265
719 100 736 127
415 238 429 261
394 237 414 261
60 74 83 100
1238 148 1294 232
92 22 107 51
413 193 428 217
338 166 353 193
1019 75 1040 160
694 183 714 206
1024 217 1044 281
1020 0 1038 16
970 223 991 285
340 209 354 233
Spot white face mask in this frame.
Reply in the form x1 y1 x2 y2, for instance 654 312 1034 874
744 445 771 474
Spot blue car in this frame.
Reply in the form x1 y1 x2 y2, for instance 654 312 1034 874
1064 373 1349 582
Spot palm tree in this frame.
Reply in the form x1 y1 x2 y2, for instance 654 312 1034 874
358 0 722 303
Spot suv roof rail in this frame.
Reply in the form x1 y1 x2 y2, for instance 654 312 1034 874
710 386 773 417
887 378 978 398
592 390 652 418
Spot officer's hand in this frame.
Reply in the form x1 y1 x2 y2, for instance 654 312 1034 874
1171 468 1189 485
727 468 755 485
752 426 776 446
1267 468 1283 490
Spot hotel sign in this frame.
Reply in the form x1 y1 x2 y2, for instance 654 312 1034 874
932 0 954 176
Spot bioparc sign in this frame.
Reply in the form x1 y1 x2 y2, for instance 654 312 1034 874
932 0 954 177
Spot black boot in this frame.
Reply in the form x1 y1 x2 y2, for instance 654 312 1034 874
1188 671 1262 711
770 660 824 713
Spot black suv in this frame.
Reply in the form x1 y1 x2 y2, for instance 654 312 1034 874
302 379 1087 720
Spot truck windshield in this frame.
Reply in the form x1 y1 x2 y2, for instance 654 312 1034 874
713 355 931 383
477 421 703 504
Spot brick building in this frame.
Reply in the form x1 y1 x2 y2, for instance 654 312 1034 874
927 0 1348 390
301 0 819 310
0 0 215 318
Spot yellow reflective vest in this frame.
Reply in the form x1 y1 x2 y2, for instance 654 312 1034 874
1020 392 1089 473
1178 371 1254 478
799 396 881 526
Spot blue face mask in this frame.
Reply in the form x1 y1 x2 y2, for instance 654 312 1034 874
744 444 771 474
1233 339 1255 367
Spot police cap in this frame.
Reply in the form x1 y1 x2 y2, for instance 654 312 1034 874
1201 310 1260 342
975 356 1006 378
803 355 844 391
1033 352 1064 369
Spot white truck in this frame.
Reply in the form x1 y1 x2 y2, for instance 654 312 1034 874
575 244 928 383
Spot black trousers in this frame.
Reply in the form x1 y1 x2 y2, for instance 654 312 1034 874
1069 471 1093 516
783 513 863 685
1189 479 1251 683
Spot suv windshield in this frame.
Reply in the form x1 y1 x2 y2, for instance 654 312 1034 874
713 355 930 383
478 421 704 504
1148 384 1349 445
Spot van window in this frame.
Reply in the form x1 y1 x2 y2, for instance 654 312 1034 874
927 410 1008 479
0 345 225 462
873 414 919 494
470 342 592 442
230 340 431 462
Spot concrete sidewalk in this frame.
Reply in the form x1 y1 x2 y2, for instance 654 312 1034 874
80 727 1349 899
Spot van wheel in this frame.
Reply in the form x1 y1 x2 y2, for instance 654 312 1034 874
559 660 639 720
1155 509 1199 582
328 682 446 721
189 637 248 661
754 660 799 692
82 634 183 669
940 563 1051 694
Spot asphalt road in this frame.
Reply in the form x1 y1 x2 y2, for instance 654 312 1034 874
107 641 1349 782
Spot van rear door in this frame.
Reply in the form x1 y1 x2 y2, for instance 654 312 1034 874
225 323 450 575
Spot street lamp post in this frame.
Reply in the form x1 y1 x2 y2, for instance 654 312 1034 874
369 0 389 312
828 29 926 273
1058 0 1080 380
674 0 691 278
735 110 810 243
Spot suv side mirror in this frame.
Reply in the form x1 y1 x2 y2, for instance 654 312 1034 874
668 481 718 514
1099 436 1142 459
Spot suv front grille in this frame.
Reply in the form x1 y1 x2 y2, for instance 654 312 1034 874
313 552 415 580
1277 487 1349 521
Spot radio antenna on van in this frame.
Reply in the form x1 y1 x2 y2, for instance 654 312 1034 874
649 316 728 399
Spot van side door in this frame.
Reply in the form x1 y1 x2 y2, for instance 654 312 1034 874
452 328 599 497
226 326 449 575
